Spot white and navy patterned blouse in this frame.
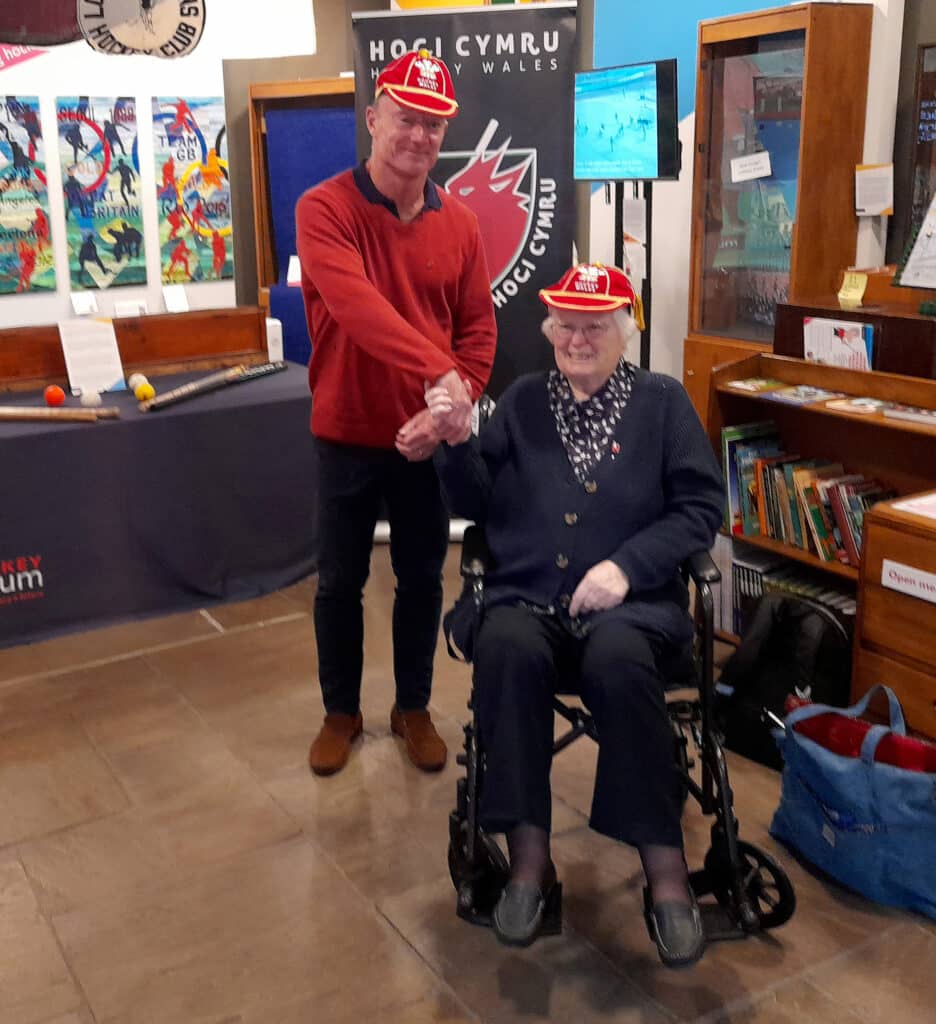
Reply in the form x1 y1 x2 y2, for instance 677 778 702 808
547 357 635 483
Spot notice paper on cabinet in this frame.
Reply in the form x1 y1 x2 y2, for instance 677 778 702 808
57 318 126 395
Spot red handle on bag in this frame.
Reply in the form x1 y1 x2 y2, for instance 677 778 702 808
784 695 936 772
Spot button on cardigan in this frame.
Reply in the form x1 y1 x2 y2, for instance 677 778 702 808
434 367 726 646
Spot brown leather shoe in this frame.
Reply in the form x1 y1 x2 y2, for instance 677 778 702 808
390 706 447 772
308 712 363 775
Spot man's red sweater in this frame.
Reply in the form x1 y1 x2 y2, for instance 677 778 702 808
295 168 497 448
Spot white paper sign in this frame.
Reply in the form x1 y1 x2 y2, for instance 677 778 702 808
163 284 189 313
855 163 894 216
730 151 772 183
287 254 301 286
892 492 936 520
114 300 148 318
57 318 126 395
881 558 936 606
70 291 99 317
622 198 647 246
265 317 284 362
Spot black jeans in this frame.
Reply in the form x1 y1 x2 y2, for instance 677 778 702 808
473 604 684 849
312 437 449 715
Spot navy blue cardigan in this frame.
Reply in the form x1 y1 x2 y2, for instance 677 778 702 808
435 367 725 646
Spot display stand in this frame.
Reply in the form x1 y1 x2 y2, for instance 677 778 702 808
614 180 653 370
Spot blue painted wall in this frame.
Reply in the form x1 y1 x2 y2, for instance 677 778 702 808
594 0 761 119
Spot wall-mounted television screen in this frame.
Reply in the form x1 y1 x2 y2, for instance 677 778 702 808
574 59 679 181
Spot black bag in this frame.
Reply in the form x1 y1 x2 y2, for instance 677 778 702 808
715 591 853 770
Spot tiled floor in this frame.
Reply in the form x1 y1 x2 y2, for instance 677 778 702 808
1 546 932 1023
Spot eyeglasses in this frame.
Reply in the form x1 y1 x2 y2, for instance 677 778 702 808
552 320 612 342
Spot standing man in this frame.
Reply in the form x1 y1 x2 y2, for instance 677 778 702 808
296 50 497 776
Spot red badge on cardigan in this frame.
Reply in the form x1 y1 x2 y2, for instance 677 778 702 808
539 262 645 329
375 49 459 118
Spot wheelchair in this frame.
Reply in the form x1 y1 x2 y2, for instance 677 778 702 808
446 525 796 946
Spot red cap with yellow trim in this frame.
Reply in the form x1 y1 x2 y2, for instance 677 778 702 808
539 262 644 330
375 49 458 118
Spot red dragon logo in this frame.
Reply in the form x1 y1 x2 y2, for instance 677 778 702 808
438 119 535 287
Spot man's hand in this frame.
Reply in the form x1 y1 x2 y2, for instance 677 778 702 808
396 408 443 461
424 376 473 445
427 369 473 442
568 560 630 619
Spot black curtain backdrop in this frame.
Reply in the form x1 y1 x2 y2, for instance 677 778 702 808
352 3 577 397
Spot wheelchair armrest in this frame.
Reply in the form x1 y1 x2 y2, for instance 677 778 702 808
461 524 492 578
684 550 720 586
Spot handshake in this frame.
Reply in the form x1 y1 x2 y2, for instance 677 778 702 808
395 368 473 462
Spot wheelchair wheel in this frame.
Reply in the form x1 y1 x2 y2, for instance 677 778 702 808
705 839 795 931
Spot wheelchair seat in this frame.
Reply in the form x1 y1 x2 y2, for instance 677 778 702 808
446 524 796 944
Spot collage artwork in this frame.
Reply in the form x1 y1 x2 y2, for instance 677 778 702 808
0 96 54 294
0 93 232 296
153 96 233 283
57 95 146 291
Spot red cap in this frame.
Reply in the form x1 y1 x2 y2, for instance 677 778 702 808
539 263 644 329
375 49 458 118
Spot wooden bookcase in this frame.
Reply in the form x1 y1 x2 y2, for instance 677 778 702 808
684 2 873 425
709 353 936 733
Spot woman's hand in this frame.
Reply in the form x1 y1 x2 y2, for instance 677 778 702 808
568 560 630 618
425 376 473 444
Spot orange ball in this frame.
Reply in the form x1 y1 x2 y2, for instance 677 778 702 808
44 385 66 407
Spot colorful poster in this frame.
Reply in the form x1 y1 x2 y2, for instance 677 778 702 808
0 96 54 294
152 96 233 283
56 96 146 290
353 5 576 396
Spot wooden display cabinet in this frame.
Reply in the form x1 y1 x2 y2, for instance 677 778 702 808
684 2 873 424
856 497 936 739
708 353 936 734
248 77 354 314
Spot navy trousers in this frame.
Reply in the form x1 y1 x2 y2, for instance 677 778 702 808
312 437 449 715
473 603 684 849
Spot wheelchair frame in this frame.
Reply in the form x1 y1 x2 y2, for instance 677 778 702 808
447 525 796 944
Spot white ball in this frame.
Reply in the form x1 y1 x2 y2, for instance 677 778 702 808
80 390 102 407
127 373 148 390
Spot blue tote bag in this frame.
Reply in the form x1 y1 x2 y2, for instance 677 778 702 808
770 685 936 919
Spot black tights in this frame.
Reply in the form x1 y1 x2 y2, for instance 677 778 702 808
506 823 690 904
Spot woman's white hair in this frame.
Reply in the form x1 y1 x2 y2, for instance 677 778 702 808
540 306 638 344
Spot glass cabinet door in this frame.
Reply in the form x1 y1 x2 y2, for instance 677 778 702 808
699 30 805 343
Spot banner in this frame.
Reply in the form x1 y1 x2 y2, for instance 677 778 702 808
153 96 233 283
56 96 146 291
0 96 54 294
353 3 577 395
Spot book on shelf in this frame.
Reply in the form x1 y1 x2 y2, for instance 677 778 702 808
802 316 874 371
711 532 734 635
720 421 779 534
731 542 787 635
822 396 894 415
736 439 782 536
882 403 936 427
761 384 847 406
724 377 787 393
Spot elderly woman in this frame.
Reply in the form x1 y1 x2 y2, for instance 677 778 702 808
427 263 724 966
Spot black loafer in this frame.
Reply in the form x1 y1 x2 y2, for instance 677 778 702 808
492 875 562 947
644 887 705 968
